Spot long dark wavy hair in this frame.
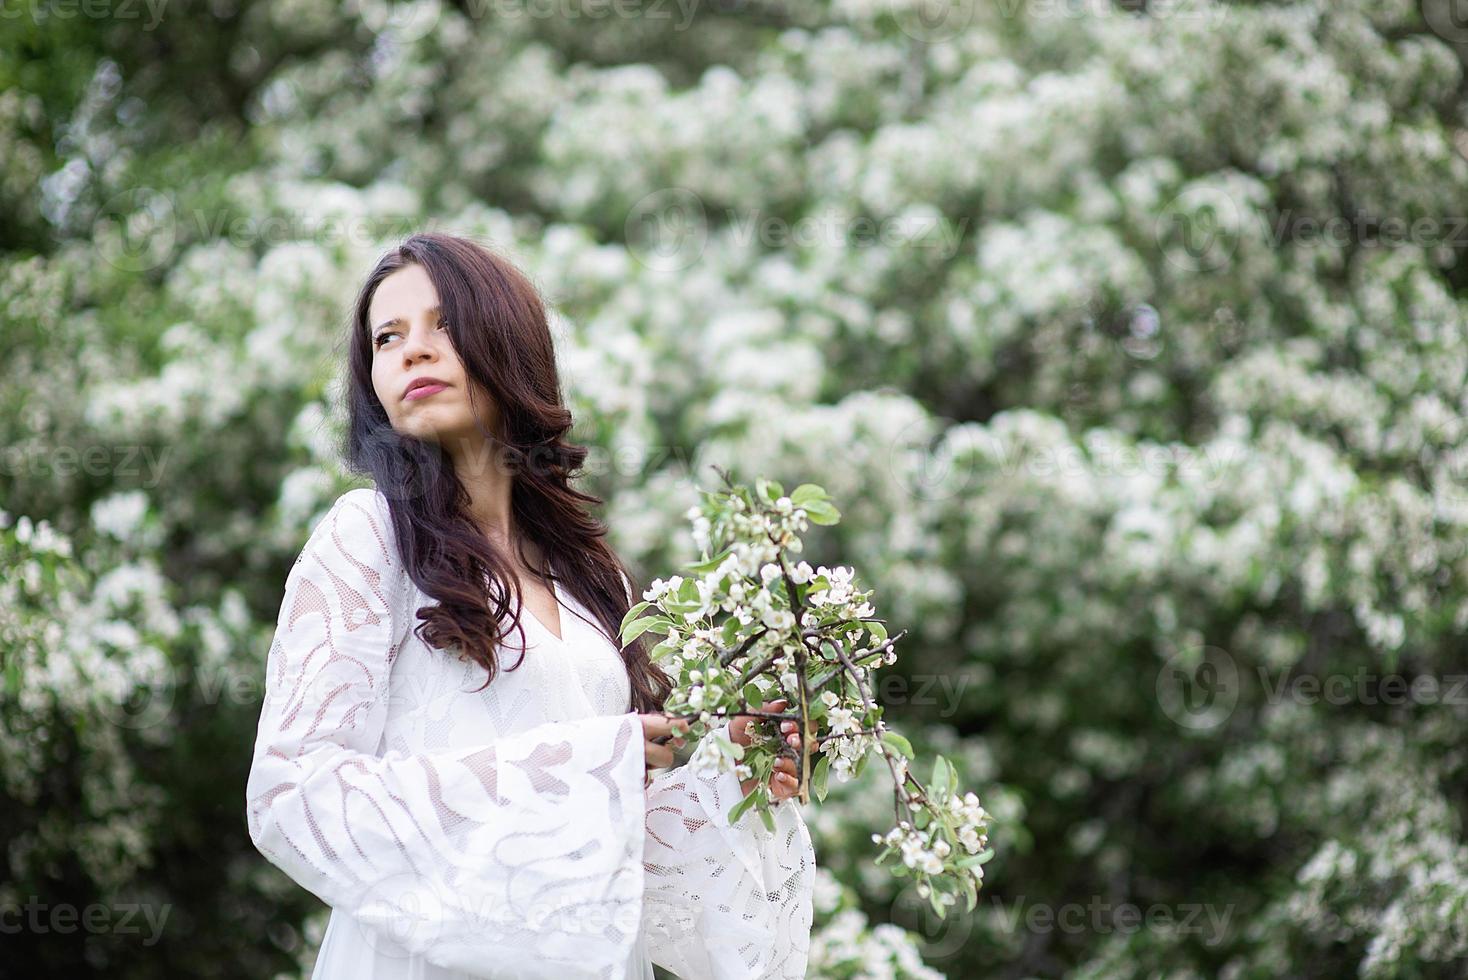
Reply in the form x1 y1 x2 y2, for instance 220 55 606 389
341 232 671 714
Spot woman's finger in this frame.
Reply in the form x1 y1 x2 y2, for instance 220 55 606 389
644 740 675 769
640 713 689 743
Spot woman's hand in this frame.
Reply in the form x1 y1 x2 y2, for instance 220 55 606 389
638 713 689 785
730 698 804 801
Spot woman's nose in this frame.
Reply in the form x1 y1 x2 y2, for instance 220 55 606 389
401 326 437 362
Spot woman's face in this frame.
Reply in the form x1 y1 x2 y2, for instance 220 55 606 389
368 263 492 449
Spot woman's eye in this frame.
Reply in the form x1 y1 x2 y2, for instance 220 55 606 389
372 322 443 348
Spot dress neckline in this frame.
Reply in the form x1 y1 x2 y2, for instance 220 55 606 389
521 565 565 644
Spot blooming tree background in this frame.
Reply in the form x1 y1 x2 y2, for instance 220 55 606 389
3 1 1467 977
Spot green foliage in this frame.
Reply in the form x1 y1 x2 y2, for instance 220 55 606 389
4 1 1468 977
628 473 991 914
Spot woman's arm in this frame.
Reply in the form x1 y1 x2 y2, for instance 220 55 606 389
245 488 649 979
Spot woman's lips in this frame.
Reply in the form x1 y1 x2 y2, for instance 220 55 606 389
404 383 448 401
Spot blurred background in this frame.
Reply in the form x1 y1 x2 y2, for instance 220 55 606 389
3 0 1468 976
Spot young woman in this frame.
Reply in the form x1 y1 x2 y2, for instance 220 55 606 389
244 233 815 979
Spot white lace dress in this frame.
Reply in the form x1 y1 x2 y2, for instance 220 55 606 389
245 488 814 980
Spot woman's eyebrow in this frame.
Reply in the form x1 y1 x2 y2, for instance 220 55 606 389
372 306 442 334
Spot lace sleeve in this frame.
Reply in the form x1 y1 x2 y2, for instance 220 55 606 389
616 573 815 977
640 736 816 979
245 488 649 979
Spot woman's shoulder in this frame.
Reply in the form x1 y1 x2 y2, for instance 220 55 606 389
304 486 403 579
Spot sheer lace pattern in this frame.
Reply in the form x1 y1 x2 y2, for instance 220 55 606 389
246 488 814 979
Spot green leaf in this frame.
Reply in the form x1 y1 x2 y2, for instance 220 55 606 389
928 886 947 919
931 756 951 796
617 601 650 636
802 500 840 525
812 754 831 802
958 848 994 867
728 789 757 826
867 620 887 645
686 546 734 574
622 615 669 643
759 805 775 833
881 730 914 759
808 665 841 689
790 484 828 508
